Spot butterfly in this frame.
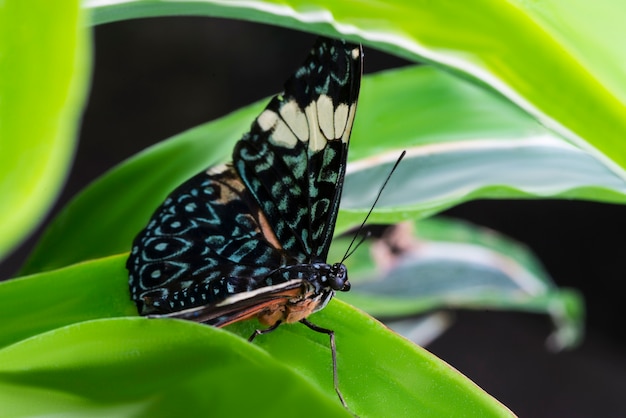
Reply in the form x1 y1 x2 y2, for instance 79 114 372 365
126 37 362 407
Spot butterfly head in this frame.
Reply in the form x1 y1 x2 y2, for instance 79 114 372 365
328 262 350 292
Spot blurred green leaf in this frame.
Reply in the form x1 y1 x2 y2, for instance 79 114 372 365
0 257 512 417
333 218 584 350
0 0 90 259
85 0 626 177
22 66 626 275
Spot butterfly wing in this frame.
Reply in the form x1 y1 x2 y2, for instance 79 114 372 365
149 279 308 327
127 164 293 315
127 37 362 321
234 38 362 262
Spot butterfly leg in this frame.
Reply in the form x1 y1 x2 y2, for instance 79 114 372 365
248 320 282 342
300 318 348 409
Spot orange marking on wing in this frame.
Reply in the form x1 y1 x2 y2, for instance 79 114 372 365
214 165 282 251
217 285 323 327
218 286 305 327
256 207 283 250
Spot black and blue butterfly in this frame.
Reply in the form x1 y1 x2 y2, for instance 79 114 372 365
127 37 362 406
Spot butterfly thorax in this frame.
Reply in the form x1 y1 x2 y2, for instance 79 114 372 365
257 262 350 326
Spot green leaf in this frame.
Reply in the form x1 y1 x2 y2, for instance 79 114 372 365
0 254 136 350
0 318 349 418
85 0 626 177
0 256 512 417
230 301 513 417
332 218 584 350
0 0 90 259
21 66 626 275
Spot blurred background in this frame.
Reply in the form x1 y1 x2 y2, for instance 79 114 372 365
2 17 625 416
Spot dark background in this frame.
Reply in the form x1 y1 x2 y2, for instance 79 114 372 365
3 17 625 416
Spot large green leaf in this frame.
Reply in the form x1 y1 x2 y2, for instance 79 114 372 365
85 0 626 177
0 318 349 418
0 0 90 259
0 256 512 417
21 66 626 275
0 254 136 349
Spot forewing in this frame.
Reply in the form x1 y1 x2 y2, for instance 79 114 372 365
234 38 363 263
127 164 293 315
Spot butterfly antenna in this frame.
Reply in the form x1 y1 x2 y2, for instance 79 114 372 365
341 150 406 262
342 230 372 261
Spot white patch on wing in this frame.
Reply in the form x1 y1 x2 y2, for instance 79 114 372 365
270 118 298 148
317 95 334 141
305 102 326 152
351 46 360 60
257 109 278 132
333 103 349 139
341 104 357 144
206 163 229 175
214 280 304 306
279 100 309 142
